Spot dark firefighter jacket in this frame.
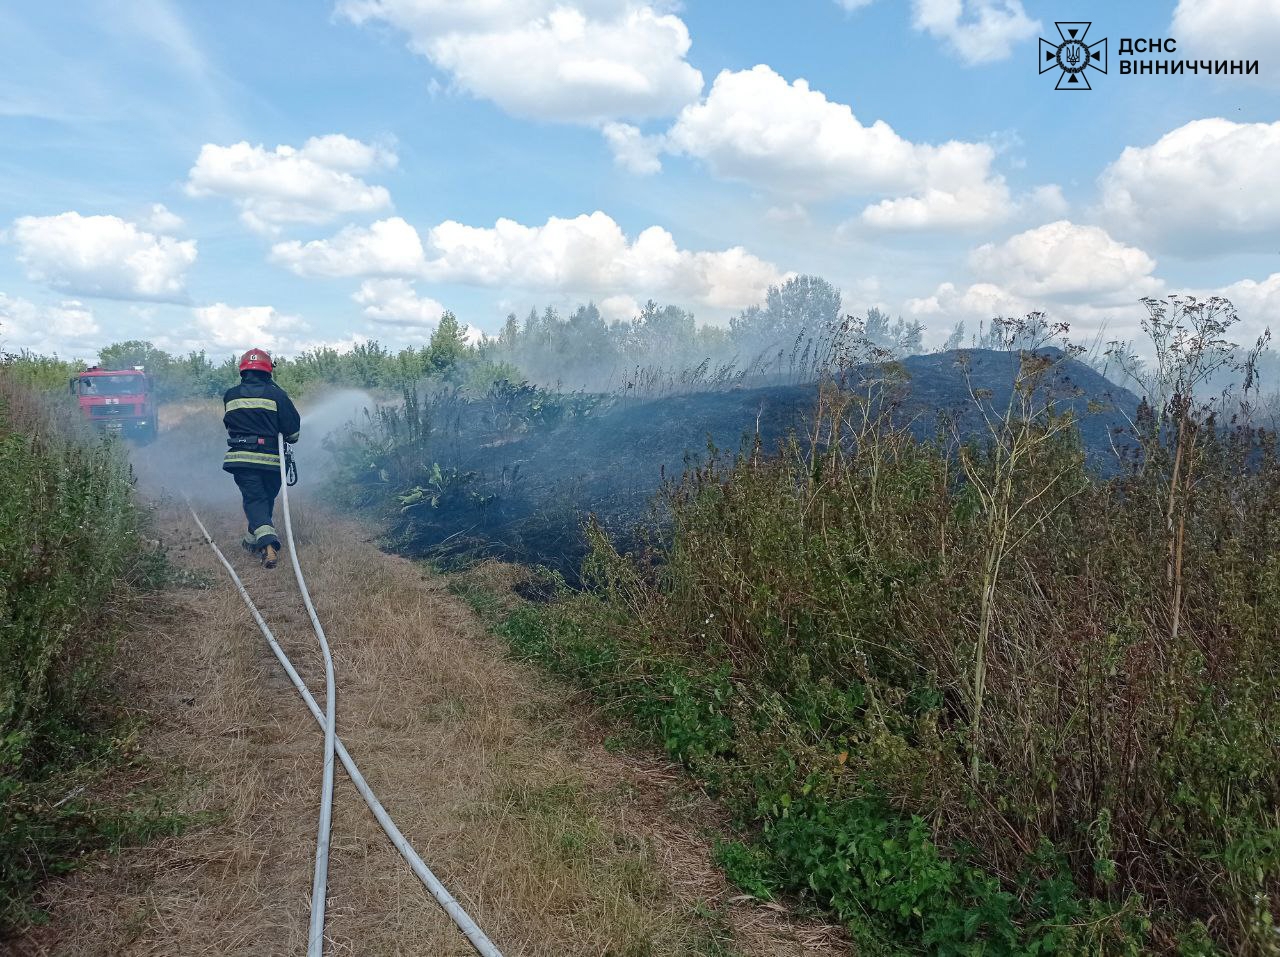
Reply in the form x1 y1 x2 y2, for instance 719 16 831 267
222 370 301 472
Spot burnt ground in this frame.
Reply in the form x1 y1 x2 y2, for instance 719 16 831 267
381 350 1140 579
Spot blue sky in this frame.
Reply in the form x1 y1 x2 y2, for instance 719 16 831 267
1 0 1278 362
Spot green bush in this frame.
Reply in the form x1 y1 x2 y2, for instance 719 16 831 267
0 364 166 927
0 351 84 393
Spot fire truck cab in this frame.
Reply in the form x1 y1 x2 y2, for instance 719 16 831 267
70 367 159 441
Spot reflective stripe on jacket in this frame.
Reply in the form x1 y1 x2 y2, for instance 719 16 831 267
224 447 283 469
222 371 301 472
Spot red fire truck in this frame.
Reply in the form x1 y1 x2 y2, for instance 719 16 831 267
70 366 159 441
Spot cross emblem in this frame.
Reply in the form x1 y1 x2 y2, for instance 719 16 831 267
1039 21 1107 90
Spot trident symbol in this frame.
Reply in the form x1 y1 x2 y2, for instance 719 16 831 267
1039 22 1107 90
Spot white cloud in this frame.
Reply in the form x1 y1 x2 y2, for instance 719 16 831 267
1171 0 1279 75
860 179 1011 231
858 171 1064 233
1098 119 1280 255
192 303 309 352
353 278 446 336
272 211 785 312
602 122 664 174
143 203 185 233
268 323 486 353
422 211 785 309
1197 272 1280 343
969 221 1160 301
765 203 810 224
270 217 427 277
0 294 101 358
668 66 920 197
338 1 703 123
186 134 395 233
296 132 399 171
1218 273 1280 320
830 0 1038 63
1027 184 1068 217
910 273 1280 354
598 293 641 321
905 281 1029 320
336 0 537 39
11 212 197 302
911 0 1038 64
905 222 1161 340
904 281 1151 343
665 65 1020 229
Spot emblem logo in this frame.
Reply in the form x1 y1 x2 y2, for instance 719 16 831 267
1039 22 1107 89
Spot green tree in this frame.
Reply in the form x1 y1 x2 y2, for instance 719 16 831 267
729 275 842 357
96 340 225 399
628 300 696 357
98 340 171 374
499 312 520 347
565 303 615 367
428 311 470 374
863 307 925 357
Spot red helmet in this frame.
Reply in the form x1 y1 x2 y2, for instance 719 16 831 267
238 348 273 373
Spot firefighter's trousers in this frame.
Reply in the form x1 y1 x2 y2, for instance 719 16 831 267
231 469 283 550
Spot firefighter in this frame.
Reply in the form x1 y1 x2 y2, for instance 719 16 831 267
222 348 301 569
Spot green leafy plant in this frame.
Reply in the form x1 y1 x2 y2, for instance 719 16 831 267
0 361 178 927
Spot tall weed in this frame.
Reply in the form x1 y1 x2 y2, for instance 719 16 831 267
501 304 1279 953
0 363 163 927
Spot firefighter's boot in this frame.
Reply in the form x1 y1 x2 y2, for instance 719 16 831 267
261 544 279 569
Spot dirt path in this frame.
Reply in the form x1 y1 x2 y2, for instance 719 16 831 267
7 490 847 956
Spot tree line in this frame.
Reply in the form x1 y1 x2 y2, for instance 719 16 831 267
0 276 937 399
4 275 1274 406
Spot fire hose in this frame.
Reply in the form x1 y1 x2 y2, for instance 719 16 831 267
275 435 336 957
185 434 503 956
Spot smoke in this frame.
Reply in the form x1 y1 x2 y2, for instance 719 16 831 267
482 279 929 395
302 388 376 445
293 388 376 488
130 401 236 507
346 351 1142 579
128 387 376 508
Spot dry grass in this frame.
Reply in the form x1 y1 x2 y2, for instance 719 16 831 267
5 408 849 956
